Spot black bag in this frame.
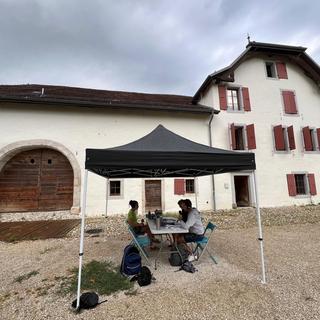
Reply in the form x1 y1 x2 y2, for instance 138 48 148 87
169 244 189 266
137 266 152 286
120 245 142 276
71 292 99 310
179 261 197 273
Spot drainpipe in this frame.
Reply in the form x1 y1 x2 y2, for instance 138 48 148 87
208 111 216 211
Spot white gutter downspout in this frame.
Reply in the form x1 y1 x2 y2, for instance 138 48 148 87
208 110 216 211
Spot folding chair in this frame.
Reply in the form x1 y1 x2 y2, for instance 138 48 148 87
192 222 218 264
126 222 151 266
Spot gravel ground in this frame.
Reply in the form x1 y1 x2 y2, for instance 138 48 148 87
0 206 319 320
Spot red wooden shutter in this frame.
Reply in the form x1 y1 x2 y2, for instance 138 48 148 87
317 128 320 150
246 124 256 150
218 85 227 110
242 87 251 111
286 174 297 196
308 173 317 195
273 125 285 150
230 123 236 150
174 179 185 195
276 62 288 79
282 91 297 114
287 125 296 150
302 126 313 151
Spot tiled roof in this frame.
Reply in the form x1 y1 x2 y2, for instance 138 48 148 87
0 84 215 114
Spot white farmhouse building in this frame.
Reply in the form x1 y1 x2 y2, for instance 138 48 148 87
0 41 319 216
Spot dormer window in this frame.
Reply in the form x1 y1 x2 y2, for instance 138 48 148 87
266 62 277 78
265 61 288 79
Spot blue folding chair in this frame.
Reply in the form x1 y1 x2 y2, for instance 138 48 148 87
126 222 151 266
192 222 218 264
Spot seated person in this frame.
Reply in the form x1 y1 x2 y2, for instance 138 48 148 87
127 200 158 249
176 199 204 258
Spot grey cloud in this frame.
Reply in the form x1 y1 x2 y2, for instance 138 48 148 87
0 0 319 95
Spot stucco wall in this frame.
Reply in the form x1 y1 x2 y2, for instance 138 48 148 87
0 104 213 216
200 56 320 208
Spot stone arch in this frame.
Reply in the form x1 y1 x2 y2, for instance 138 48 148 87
0 140 81 214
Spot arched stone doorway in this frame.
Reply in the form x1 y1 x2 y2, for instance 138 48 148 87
0 148 74 212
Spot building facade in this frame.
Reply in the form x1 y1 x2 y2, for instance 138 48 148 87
0 41 319 216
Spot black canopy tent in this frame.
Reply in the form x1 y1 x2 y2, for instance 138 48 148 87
85 124 256 178
76 125 266 308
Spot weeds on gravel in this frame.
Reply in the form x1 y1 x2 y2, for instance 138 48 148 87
59 260 133 295
14 270 39 283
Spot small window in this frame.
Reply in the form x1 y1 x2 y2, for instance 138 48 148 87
295 174 306 195
235 126 245 150
266 62 276 78
109 181 121 196
302 126 319 151
230 123 256 151
185 179 195 193
273 125 296 151
227 88 240 111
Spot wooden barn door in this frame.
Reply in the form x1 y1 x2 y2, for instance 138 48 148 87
0 149 74 213
145 180 162 213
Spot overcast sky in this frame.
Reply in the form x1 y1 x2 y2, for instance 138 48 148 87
1 0 320 96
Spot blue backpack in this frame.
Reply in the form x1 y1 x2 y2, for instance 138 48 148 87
120 245 142 276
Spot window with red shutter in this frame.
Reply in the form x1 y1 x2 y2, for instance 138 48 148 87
282 91 297 114
286 174 297 196
218 85 227 110
308 174 317 196
317 128 320 150
273 125 285 151
230 123 236 150
302 126 313 151
287 126 296 150
246 124 256 150
242 87 251 111
174 179 185 195
276 62 288 79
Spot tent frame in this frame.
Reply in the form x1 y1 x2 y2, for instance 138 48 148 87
75 125 266 309
76 169 266 309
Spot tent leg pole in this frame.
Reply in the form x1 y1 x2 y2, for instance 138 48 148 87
105 178 109 217
252 170 266 284
76 169 89 309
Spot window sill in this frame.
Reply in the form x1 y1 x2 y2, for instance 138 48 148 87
226 109 245 113
303 151 320 154
293 194 312 199
273 150 291 154
282 113 300 117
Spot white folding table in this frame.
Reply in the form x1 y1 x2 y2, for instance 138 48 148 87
147 218 188 269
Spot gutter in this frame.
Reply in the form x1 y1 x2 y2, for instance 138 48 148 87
208 109 219 211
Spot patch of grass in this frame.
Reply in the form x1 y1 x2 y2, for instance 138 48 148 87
14 270 39 283
59 260 133 295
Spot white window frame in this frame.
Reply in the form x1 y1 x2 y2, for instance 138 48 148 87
291 172 310 198
265 61 278 79
229 123 249 151
185 178 196 194
272 125 291 154
301 126 320 153
107 179 124 198
226 86 245 113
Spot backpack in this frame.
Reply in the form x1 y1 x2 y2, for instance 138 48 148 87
137 266 152 286
120 245 142 276
168 244 189 266
179 260 197 273
71 292 100 310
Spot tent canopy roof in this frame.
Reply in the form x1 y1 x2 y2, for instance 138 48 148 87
85 125 256 178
